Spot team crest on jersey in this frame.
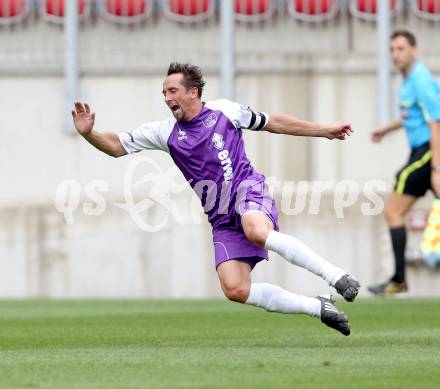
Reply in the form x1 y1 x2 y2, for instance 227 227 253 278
178 129 187 141
203 113 217 128
212 133 224 150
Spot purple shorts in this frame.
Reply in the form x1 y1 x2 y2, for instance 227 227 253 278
212 182 279 270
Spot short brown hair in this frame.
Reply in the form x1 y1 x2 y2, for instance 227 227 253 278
167 62 206 98
391 30 417 47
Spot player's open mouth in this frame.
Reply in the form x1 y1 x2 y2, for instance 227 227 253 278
169 104 181 114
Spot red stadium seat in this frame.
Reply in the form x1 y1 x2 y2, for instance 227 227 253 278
294 0 332 13
42 0 89 23
0 0 29 24
170 0 209 15
163 0 214 22
101 0 151 23
350 0 401 20
411 0 440 20
235 0 270 15
234 0 275 21
288 0 339 21
418 0 440 12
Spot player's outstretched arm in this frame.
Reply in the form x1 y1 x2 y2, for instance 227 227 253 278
72 101 127 158
263 113 353 140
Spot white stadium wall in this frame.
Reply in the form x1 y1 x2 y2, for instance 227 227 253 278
1 4 440 297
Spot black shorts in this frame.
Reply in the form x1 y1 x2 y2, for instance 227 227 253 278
394 143 432 198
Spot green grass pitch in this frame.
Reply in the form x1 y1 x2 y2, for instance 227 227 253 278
0 298 439 388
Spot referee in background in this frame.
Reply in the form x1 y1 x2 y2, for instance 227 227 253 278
369 30 440 296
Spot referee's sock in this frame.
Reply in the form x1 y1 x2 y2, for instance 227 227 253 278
390 226 406 283
245 282 321 317
264 230 345 286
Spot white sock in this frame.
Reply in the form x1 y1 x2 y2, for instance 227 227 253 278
246 282 321 317
264 230 345 286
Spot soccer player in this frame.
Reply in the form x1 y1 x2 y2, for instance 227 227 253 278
72 62 360 336
369 31 440 296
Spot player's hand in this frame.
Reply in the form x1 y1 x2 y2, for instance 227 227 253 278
324 122 353 140
371 129 385 143
431 171 440 198
72 101 95 136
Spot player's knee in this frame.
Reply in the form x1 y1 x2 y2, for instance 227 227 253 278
245 226 270 248
223 284 250 304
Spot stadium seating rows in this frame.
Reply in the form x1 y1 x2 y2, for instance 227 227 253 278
0 0 439 25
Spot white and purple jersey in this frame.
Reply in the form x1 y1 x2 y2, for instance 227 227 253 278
119 99 274 229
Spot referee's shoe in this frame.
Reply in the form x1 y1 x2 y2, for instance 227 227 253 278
368 280 408 296
318 295 350 336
